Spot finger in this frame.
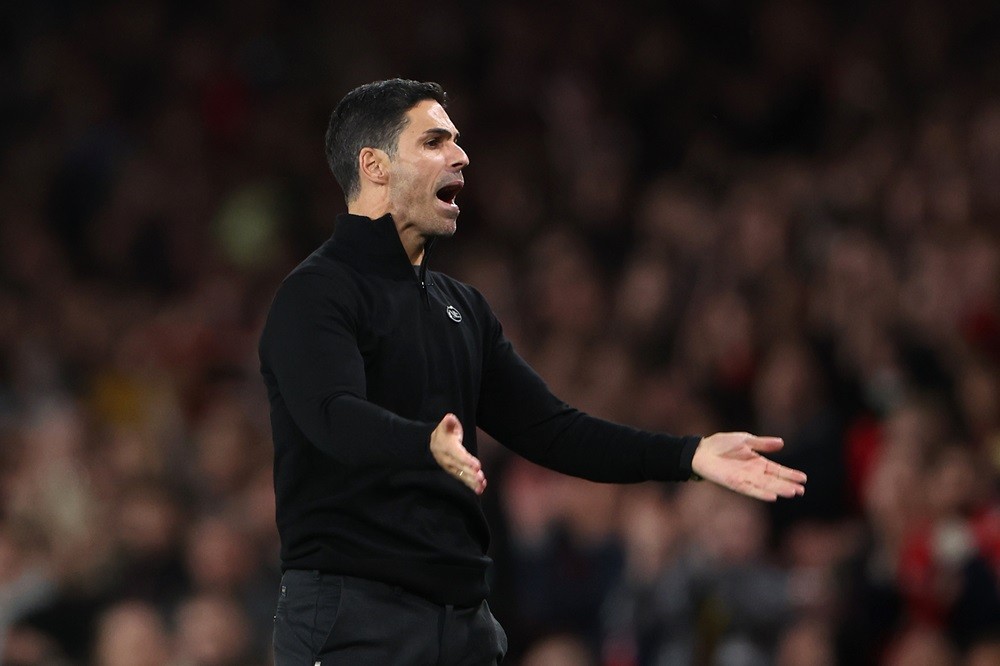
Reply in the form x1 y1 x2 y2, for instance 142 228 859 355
462 456 483 477
735 469 804 501
455 465 487 494
443 413 464 437
749 436 784 453
767 478 806 498
757 464 803 494
775 465 807 483
751 458 806 497
763 458 808 483
447 446 482 474
446 447 482 480
737 479 779 502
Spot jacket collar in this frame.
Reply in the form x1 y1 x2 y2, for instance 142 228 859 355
323 213 421 281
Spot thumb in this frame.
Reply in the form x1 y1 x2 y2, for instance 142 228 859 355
442 413 463 437
749 436 784 452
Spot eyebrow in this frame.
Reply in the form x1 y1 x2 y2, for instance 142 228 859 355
421 127 461 142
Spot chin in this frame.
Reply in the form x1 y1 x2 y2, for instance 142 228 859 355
420 223 457 241
433 215 459 237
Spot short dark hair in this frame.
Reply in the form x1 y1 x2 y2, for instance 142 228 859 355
325 79 448 202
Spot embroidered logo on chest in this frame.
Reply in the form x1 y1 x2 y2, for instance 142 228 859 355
446 305 462 322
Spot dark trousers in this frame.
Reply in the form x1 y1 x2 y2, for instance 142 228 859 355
273 570 508 665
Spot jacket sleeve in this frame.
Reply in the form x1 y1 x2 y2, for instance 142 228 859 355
476 313 701 483
260 271 437 469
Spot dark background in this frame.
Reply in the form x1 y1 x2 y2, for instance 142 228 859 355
1 1 1000 664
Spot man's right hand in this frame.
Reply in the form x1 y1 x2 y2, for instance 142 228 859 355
430 413 487 495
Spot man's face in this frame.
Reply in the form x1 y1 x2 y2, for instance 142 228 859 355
385 100 469 238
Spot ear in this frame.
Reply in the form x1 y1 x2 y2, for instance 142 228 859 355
358 147 389 186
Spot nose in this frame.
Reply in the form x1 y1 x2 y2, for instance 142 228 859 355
451 143 469 170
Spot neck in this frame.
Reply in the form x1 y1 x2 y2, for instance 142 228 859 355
348 197 425 265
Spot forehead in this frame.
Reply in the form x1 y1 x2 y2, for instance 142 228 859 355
403 100 459 135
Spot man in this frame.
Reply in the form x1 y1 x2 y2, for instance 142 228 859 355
259 79 807 665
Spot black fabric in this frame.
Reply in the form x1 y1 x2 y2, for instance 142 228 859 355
272 570 507 665
258 213 701 606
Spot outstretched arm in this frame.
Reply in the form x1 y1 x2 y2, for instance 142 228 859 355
474 295 807 496
691 433 807 501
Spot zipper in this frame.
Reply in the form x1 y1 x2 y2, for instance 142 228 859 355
418 260 430 309
417 239 434 309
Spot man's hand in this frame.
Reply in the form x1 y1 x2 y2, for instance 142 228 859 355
430 414 487 495
692 432 806 501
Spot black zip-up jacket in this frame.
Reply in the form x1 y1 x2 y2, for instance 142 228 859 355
259 213 701 606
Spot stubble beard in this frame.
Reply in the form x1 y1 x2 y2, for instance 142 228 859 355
389 172 459 241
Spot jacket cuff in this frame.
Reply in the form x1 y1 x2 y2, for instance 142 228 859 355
399 421 440 469
419 424 441 468
678 436 703 480
645 434 703 481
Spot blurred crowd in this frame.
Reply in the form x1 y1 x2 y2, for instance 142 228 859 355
2 0 1000 664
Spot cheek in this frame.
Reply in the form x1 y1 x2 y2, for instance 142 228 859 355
390 167 427 204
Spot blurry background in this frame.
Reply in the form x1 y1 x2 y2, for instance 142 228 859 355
2 0 1000 664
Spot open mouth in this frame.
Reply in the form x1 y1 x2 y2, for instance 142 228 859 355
436 182 463 206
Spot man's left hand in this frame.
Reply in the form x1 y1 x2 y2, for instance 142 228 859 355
691 432 807 501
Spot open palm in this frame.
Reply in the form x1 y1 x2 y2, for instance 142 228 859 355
691 432 807 501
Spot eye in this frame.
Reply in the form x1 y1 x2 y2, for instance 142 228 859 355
426 138 441 148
